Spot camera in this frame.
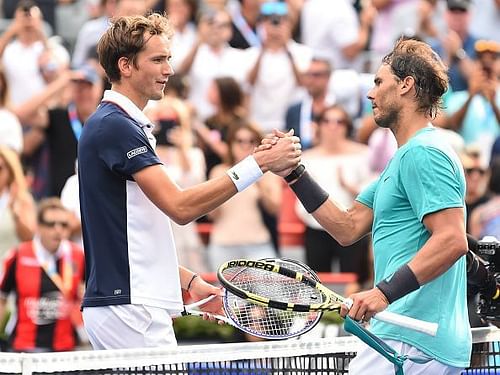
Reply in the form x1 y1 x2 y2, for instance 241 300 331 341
155 119 179 147
467 236 500 322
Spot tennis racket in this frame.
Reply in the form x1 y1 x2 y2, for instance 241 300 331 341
217 258 439 338
178 258 324 340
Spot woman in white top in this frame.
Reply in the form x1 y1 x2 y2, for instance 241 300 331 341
207 122 281 271
0 146 36 259
296 105 371 293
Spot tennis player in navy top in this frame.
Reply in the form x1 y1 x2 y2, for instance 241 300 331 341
78 13 302 349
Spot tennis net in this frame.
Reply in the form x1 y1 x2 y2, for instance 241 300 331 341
1 327 499 375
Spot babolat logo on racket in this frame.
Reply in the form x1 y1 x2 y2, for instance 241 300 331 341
228 260 275 271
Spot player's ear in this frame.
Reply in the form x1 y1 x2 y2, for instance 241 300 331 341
400 76 414 95
117 57 132 78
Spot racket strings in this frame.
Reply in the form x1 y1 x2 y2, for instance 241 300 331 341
221 264 326 339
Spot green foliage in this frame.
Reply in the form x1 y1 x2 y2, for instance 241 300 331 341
173 312 343 342
173 316 239 342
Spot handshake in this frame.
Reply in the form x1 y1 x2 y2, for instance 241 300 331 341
253 129 302 178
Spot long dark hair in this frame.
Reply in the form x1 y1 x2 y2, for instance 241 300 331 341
382 38 449 118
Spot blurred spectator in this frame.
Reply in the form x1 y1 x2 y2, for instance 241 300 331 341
445 39 500 162
55 0 92 53
195 76 247 178
207 123 281 271
368 0 420 71
20 64 103 197
72 0 149 68
0 197 85 352
285 57 335 149
469 0 500 43
145 91 208 273
460 148 491 233
0 146 36 259
60 164 82 248
0 67 23 154
167 0 198 70
300 0 371 72
295 105 371 294
3 0 57 34
469 157 500 239
228 0 262 49
416 0 448 42
245 1 312 132
0 1 51 106
177 7 246 120
431 0 478 92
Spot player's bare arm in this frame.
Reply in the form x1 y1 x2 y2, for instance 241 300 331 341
133 135 301 225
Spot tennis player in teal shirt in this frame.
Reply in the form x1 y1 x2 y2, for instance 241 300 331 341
270 37 472 374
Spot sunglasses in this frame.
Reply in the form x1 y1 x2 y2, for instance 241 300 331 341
320 117 347 126
40 220 70 229
465 168 486 176
304 71 330 78
234 138 258 146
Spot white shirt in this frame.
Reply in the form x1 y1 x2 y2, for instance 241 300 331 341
0 109 23 153
187 44 247 120
2 40 46 105
301 0 360 70
246 41 312 132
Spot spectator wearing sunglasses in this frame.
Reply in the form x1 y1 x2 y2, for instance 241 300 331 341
285 57 335 150
0 197 85 352
207 122 281 271
469 156 500 240
460 148 491 233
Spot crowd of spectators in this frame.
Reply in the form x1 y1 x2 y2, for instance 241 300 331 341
0 0 498 351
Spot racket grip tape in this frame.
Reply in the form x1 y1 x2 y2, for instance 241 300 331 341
374 310 438 336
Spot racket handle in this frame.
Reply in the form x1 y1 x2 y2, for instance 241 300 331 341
181 310 234 326
374 310 438 337
343 298 438 336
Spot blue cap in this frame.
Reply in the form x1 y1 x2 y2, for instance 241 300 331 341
72 64 100 84
260 1 288 16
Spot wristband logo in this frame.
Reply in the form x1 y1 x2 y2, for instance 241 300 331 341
230 171 240 180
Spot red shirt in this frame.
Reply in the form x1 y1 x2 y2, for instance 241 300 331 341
0 241 85 351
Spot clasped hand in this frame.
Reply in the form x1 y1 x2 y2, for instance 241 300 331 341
253 129 302 177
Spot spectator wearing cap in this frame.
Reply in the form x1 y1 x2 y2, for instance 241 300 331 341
244 1 312 133
445 40 500 162
431 0 478 92
16 65 104 198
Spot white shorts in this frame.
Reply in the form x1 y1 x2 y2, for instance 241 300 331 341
349 339 464 375
82 304 176 350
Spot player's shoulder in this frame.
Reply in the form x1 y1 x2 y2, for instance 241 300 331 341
86 103 141 137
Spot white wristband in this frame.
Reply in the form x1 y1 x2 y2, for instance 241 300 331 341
226 155 264 192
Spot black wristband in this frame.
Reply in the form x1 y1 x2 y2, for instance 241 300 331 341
376 264 420 304
284 164 305 183
289 170 329 213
